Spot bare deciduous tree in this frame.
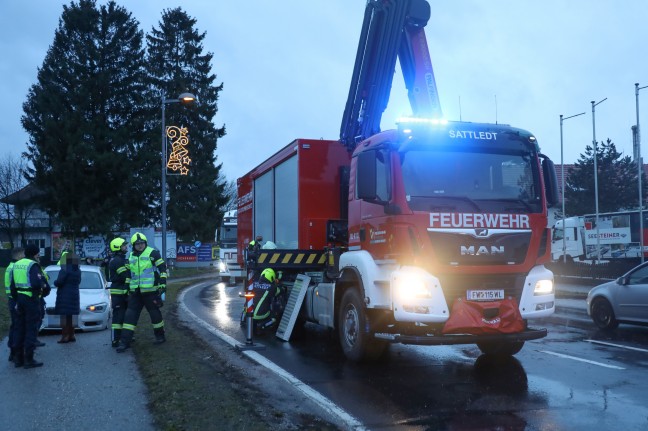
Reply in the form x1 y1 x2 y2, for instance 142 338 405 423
0 155 32 248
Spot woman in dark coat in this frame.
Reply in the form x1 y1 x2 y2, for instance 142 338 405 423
54 254 81 343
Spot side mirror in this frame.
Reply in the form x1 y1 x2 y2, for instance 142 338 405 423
356 151 377 200
540 155 559 208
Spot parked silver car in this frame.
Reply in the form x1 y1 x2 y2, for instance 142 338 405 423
587 262 648 330
40 264 112 332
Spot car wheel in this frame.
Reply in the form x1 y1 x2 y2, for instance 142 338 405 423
591 298 619 330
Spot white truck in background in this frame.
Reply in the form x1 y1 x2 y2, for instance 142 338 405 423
551 217 586 262
552 211 648 262
215 210 243 284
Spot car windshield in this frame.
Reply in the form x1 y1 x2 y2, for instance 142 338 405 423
400 148 542 213
46 269 104 290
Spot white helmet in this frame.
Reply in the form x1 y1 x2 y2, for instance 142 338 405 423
262 241 277 249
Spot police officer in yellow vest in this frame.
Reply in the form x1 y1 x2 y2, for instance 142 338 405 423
116 232 167 352
5 247 24 362
11 244 48 368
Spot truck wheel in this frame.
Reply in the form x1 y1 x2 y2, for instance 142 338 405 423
338 289 387 361
591 298 619 330
477 340 524 356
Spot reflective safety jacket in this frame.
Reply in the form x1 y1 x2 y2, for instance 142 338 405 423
109 253 130 295
4 261 15 298
128 247 167 293
11 258 44 298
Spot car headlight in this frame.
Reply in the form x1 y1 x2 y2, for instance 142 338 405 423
534 279 553 295
86 302 108 313
394 273 431 302
218 261 227 272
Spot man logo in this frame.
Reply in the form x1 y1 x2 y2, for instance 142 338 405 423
475 228 489 237
460 245 505 255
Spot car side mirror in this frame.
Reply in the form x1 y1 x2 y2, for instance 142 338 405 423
106 281 112 289
616 276 627 285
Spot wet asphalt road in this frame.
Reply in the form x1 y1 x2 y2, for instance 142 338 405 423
0 329 155 431
182 280 648 431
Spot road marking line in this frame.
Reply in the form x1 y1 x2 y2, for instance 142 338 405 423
179 283 366 431
539 350 625 369
585 339 648 353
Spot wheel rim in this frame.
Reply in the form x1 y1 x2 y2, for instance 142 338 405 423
343 304 359 347
594 302 611 326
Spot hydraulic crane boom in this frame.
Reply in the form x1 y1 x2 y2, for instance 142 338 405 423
339 0 442 152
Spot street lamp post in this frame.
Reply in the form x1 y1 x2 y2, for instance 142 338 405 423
559 111 585 262
635 83 648 263
591 98 607 261
161 92 196 262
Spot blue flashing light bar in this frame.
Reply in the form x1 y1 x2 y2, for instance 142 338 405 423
396 117 448 125
397 117 448 137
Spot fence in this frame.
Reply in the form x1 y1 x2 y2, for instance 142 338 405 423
547 259 639 281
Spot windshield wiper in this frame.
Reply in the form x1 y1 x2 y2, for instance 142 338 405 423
442 196 482 212
494 198 534 212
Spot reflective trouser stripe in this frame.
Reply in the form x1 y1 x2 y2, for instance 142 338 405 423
153 321 164 329
112 323 122 330
123 323 136 332
253 291 270 320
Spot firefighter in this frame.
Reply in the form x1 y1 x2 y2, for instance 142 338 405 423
5 247 24 362
252 268 281 332
116 232 167 352
108 237 130 348
11 243 49 368
247 235 263 262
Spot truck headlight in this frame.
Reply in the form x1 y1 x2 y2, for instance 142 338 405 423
218 261 227 272
534 279 553 295
395 273 431 302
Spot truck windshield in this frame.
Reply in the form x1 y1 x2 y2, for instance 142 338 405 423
401 149 542 213
220 225 237 248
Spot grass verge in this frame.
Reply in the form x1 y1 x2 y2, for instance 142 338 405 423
130 271 340 430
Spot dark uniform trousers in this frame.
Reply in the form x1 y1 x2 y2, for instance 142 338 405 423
14 295 41 354
120 289 164 344
111 294 128 343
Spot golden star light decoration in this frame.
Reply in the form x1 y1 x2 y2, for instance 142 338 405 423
166 125 191 175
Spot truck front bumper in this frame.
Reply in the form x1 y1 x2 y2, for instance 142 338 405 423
374 327 547 346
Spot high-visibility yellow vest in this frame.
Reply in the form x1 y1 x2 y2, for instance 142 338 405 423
129 247 157 293
4 262 14 297
12 258 36 298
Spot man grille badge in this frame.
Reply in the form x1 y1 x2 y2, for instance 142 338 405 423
475 228 489 237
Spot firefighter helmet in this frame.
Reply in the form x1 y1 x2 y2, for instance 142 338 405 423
110 237 126 252
260 268 276 283
131 232 147 245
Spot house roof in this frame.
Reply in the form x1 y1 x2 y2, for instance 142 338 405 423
0 183 44 205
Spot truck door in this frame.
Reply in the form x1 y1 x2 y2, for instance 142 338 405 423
355 147 393 258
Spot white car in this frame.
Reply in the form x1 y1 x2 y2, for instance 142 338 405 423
41 264 112 332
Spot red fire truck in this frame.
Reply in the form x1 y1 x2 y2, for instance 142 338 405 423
237 0 559 361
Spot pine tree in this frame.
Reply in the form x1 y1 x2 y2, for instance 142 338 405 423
21 0 154 235
564 138 643 215
146 8 227 242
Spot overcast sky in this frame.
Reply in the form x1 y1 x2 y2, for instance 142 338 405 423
2 1 648 184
